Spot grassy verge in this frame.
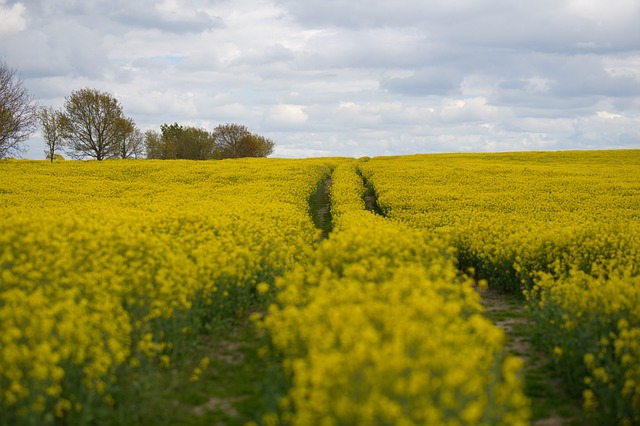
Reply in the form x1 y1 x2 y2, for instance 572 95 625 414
110 319 283 426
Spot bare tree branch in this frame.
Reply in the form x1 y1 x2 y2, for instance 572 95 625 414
0 59 38 158
61 88 134 160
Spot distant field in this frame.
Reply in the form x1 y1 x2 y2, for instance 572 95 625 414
1 151 639 425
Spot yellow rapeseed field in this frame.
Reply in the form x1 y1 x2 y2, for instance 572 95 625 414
3 150 637 425
359 150 640 425
0 158 335 425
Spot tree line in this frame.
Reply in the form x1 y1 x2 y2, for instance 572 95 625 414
0 59 275 161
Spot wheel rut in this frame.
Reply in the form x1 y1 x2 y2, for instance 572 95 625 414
479 287 588 426
308 176 333 240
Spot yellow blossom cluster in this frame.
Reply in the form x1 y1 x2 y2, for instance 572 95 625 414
532 270 640 424
258 161 530 425
0 158 335 424
359 150 640 423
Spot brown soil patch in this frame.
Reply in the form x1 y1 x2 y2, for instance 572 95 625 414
478 287 532 357
193 395 246 418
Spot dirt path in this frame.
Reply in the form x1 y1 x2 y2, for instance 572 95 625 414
479 288 531 360
479 288 587 426
358 169 384 215
309 176 333 239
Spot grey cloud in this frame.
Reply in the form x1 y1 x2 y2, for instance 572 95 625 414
20 0 224 34
380 68 463 96
111 8 224 34
280 27 427 72
551 68 640 99
232 43 295 66
2 19 110 79
274 0 504 29
485 58 640 119
277 0 640 57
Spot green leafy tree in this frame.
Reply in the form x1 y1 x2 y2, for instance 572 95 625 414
177 126 215 160
39 106 66 162
212 123 275 159
61 88 134 160
146 123 275 160
157 123 182 159
0 59 38 158
148 123 216 160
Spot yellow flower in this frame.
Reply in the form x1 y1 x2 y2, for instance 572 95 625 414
189 367 202 382
583 389 599 410
256 282 270 295
553 346 563 359
159 355 171 368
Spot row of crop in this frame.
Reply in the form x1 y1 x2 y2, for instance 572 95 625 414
256 160 530 425
459 222 640 424
0 159 335 425
358 151 640 424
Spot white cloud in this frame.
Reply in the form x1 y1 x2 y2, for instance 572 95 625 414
0 0 27 35
573 111 640 148
565 0 639 24
597 111 623 119
263 104 308 129
438 97 500 123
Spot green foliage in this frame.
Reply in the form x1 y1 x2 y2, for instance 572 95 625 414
112 320 284 426
156 123 216 160
145 123 276 160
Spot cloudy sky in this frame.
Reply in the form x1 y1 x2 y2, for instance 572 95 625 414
1 0 639 158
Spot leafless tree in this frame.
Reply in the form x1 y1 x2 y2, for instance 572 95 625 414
0 59 38 158
39 106 66 162
144 129 165 159
117 127 145 159
61 88 134 160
